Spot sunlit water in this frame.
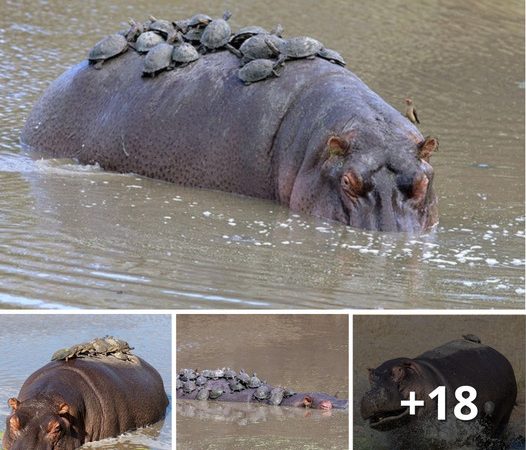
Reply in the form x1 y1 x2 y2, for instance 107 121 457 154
176 315 349 449
0 315 172 449
0 0 523 309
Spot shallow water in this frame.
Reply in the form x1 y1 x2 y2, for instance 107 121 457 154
176 315 349 449
353 315 526 449
0 315 172 449
0 0 523 309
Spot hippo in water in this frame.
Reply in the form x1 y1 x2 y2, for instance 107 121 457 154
360 336 517 449
3 355 169 449
21 26 439 233
176 368 347 410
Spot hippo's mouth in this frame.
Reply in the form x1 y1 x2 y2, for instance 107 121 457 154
368 406 410 431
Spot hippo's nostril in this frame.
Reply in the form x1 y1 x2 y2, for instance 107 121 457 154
341 170 364 199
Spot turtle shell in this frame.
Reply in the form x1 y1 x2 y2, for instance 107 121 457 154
51 348 70 361
176 378 183 389
187 13 213 28
237 370 251 384
223 368 237 379
134 31 165 53
230 26 268 48
238 58 283 85
143 43 174 75
196 388 210 400
91 338 110 354
282 36 323 59
180 368 197 381
239 34 281 64
317 47 346 66
182 381 197 393
229 380 245 392
269 388 285 405
200 14 232 50
248 374 262 388
209 389 224 399
148 17 175 39
254 385 271 400
195 375 207 386
88 34 128 62
172 43 199 64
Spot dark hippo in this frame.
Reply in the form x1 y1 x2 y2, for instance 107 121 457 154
360 336 517 449
176 369 347 410
3 356 169 450
21 42 439 232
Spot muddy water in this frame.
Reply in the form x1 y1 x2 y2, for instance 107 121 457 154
0 315 172 449
176 315 349 449
353 315 526 449
0 0 524 309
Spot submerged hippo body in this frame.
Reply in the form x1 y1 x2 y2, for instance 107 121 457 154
3 357 169 450
360 337 517 449
22 49 439 232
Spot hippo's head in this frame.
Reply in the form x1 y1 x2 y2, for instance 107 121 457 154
286 392 348 410
3 397 82 450
360 357 427 431
290 127 439 232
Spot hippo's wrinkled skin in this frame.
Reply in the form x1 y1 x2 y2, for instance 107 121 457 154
21 49 439 232
360 337 517 449
3 357 169 450
176 378 347 410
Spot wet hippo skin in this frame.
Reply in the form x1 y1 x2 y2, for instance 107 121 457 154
21 50 439 232
3 357 169 450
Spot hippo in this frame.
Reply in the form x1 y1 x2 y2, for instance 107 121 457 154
360 336 517 449
176 368 347 410
21 30 439 233
3 356 169 449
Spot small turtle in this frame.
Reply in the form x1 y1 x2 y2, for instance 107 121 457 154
187 13 213 29
88 34 128 69
254 385 271 401
229 380 245 392
112 351 129 361
176 378 183 389
174 18 191 34
180 368 197 381
196 388 210 400
281 36 323 60
195 375 208 386
463 334 481 344
209 389 224 399
182 380 197 393
183 27 204 43
238 56 285 85
91 338 110 354
200 11 239 54
123 19 144 42
133 31 165 53
172 43 200 67
148 16 176 40
316 47 346 66
239 34 283 65
283 388 296 398
248 373 263 388
230 26 269 48
223 368 237 379
269 388 285 406
238 370 251 385
143 43 174 77
51 348 71 361
202 368 224 379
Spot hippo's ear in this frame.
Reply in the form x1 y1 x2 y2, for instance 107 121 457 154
303 396 313 408
326 136 350 158
418 136 439 162
58 402 70 415
9 415 21 433
8 398 20 411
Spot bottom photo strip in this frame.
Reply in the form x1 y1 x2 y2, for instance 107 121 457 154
0 312 523 450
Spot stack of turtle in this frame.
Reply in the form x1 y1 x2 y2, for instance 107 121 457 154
51 336 136 362
87 11 346 84
176 368 297 405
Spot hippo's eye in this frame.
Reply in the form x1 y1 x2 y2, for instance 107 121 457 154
341 171 364 198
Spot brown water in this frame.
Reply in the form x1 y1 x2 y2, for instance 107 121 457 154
176 315 349 449
0 314 172 449
0 0 524 309
353 315 526 449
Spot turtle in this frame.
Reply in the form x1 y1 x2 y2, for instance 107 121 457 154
195 375 208 386
200 11 240 55
196 388 210 400
104 336 131 353
238 56 286 85
237 370 251 385
123 19 144 42
174 18 191 34
143 43 174 77
172 43 200 67
182 380 197 393
253 385 271 401
91 338 110 354
51 348 71 361
208 389 224 399
133 31 165 53
112 351 129 361
148 16 176 40
462 334 481 344
88 34 128 69
229 380 245 392
283 388 296 398
248 373 263 388
239 34 284 65
223 368 237 379
280 36 323 60
180 368 197 381
202 368 225 379
176 378 183 389
187 13 213 29
316 47 346 66
269 388 285 405
229 26 269 49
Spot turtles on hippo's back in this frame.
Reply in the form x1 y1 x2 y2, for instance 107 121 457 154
172 43 200 67
238 56 285 85
148 16 176 40
237 369 251 385
254 385 271 400
229 25 269 48
200 10 232 51
317 47 346 66
208 389 224 399
133 31 165 53
280 36 323 60
269 387 285 405
248 373 263 388
88 34 128 69
239 34 283 65
183 380 197 393
143 43 174 77
196 388 210 400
